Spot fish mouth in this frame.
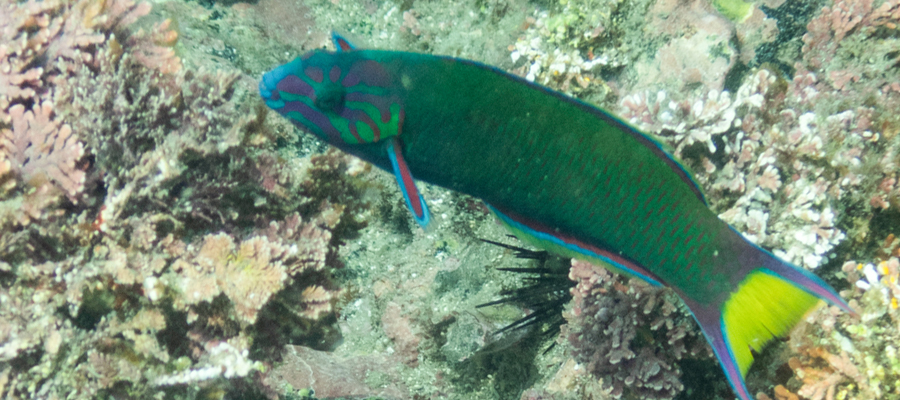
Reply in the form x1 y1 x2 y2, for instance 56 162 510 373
259 57 303 100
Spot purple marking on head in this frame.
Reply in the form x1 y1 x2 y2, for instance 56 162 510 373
305 66 324 83
349 60 392 88
348 109 379 141
345 92 394 123
281 101 340 142
342 72 360 87
329 65 342 83
348 121 365 143
277 75 315 97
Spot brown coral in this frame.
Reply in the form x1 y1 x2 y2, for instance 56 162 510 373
787 347 862 400
0 0 371 397
170 209 341 326
565 260 711 399
172 233 288 325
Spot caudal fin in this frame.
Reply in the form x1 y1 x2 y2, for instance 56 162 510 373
688 255 854 400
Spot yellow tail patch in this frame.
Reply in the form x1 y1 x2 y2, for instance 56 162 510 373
722 269 822 376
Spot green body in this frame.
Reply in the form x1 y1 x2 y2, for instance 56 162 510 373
378 52 738 304
260 46 852 400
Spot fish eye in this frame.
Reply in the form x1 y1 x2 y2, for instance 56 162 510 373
314 84 346 114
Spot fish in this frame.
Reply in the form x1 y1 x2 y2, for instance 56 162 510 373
259 33 854 400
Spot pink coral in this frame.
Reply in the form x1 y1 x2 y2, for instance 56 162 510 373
0 0 183 226
125 19 182 74
803 0 900 71
41 0 106 70
0 101 84 202
0 56 41 115
0 0 56 111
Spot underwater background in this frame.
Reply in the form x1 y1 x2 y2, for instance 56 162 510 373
1 0 900 399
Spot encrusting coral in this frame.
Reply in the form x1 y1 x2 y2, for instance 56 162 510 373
0 0 369 398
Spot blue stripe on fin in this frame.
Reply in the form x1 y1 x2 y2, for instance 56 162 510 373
727 225 856 315
713 319 753 400
487 204 663 287
386 138 431 228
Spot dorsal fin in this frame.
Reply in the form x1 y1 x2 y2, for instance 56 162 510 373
331 32 356 52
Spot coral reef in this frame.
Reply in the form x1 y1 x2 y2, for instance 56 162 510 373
0 0 367 398
3 0 900 399
563 260 711 400
610 1 900 399
770 234 900 399
506 1 900 399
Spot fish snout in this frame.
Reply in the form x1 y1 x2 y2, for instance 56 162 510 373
259 57 304 101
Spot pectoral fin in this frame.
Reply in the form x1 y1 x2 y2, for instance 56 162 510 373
386 138 430 228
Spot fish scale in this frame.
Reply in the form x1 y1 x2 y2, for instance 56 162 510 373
399 42 732 329
259 36 855 400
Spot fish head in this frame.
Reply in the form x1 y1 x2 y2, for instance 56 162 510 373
259 50 404 149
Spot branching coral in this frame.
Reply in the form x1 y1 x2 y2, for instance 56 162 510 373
1 101 83 195
620 88 736 154
0 0 367 398
0 101 84 223
0 0 175 227
564 260 710 399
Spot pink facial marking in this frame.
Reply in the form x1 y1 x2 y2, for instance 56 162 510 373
305 66 324 83
330 65 341 82
348 122 365 144
381 105 392 123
